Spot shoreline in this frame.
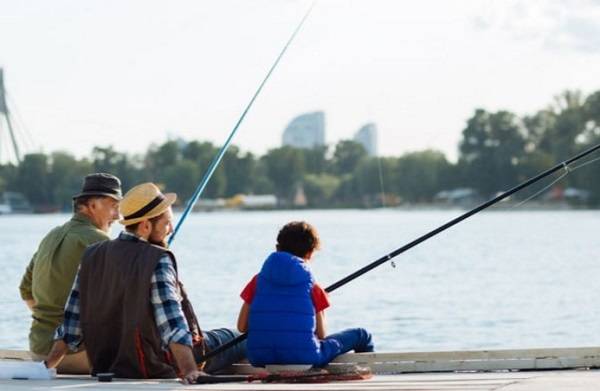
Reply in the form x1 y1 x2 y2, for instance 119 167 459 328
1 202 597 216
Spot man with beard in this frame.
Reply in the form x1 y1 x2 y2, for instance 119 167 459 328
45 183 246 383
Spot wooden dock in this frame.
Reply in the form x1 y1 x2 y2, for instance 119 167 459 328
3 347 600 390
2 370 600 390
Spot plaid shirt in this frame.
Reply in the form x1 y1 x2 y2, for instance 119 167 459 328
55 232 192 351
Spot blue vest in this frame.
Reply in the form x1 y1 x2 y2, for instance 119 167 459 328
247 251 321 365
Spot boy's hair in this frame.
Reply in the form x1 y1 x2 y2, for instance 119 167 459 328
276 221 321 258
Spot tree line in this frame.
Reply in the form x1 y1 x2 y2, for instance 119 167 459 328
1 89 599 211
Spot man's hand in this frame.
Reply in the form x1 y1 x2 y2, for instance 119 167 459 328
169 342 204 384
180 369 207 384
45 340 69 369
24 299 36 312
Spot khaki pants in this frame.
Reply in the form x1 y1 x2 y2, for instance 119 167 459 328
31 350 91 375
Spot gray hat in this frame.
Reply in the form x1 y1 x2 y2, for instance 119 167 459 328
72 173 123 200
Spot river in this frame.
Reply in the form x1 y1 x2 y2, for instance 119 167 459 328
1 209 599 352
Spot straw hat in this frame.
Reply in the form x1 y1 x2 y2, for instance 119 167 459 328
119 183 177 226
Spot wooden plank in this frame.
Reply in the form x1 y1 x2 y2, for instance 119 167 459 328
6 347 600 362
6 371 600 391
331 347 600 363
0 351 32 361
326 347 600 373
4 347 600 375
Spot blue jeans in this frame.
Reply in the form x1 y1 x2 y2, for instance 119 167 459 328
317 327 374 367
193 328 247 374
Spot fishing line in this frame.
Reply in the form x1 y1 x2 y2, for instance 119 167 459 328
376 155 386 207
168 0 318 245
512 167 570 209
570 154 600 171
513 152 600 208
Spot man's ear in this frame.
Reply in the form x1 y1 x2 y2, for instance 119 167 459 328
142 219 153 232
135 219 151 237
85 198 98 213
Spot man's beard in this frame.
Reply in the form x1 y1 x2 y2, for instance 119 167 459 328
148 235 168 248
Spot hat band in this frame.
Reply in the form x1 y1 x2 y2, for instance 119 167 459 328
80 187 121 196
124 194 165 220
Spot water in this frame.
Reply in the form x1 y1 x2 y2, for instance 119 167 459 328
1 209 599 352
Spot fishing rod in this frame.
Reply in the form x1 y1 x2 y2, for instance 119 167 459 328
196 142 600 363
168 1 317 245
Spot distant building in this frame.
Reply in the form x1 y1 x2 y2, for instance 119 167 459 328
546 187 591 204
353 122 378 156
282 111 325 149
236 194 278 209
192 198 226 211
0 191 33 214
434 188 481 207
293 184 307 207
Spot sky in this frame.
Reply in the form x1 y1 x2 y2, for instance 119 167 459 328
1 0 600 164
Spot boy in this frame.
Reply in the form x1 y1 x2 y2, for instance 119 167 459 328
237 221 374 367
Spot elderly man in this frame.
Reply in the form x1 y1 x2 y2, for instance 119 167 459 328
19 173 122 373
45 183 246 383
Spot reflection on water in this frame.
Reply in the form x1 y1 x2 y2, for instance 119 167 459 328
1 209 599 352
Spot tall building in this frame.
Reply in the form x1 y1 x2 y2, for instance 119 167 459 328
353 122 378 156
282 111 325 149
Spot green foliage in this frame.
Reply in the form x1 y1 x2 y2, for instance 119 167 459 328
17 153 50 205
583 91 600 144
3 88 600 209
222 147 256 196
303 146 329 174
50 152 93 210
395 150 450 202
332 140 367 175
0 164 17 193
529 91 587 160
262 146 305 200
162 160 201 203
303 173 341 206
92 146 141 191
459 109 527 197
354 158 387 197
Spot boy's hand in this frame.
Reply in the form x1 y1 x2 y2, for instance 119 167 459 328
316 310 327 339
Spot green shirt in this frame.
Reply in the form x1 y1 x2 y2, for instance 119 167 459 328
19 213 109 355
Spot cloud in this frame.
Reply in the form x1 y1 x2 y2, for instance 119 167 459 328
549 15 600 52
470 0 600 54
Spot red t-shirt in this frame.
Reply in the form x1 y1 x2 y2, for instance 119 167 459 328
240 274 330 313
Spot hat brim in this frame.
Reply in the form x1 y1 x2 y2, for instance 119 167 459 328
73 191 123 201
119 193 177 226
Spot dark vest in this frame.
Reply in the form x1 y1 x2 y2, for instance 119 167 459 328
247 251 321 365
78 236 203 379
